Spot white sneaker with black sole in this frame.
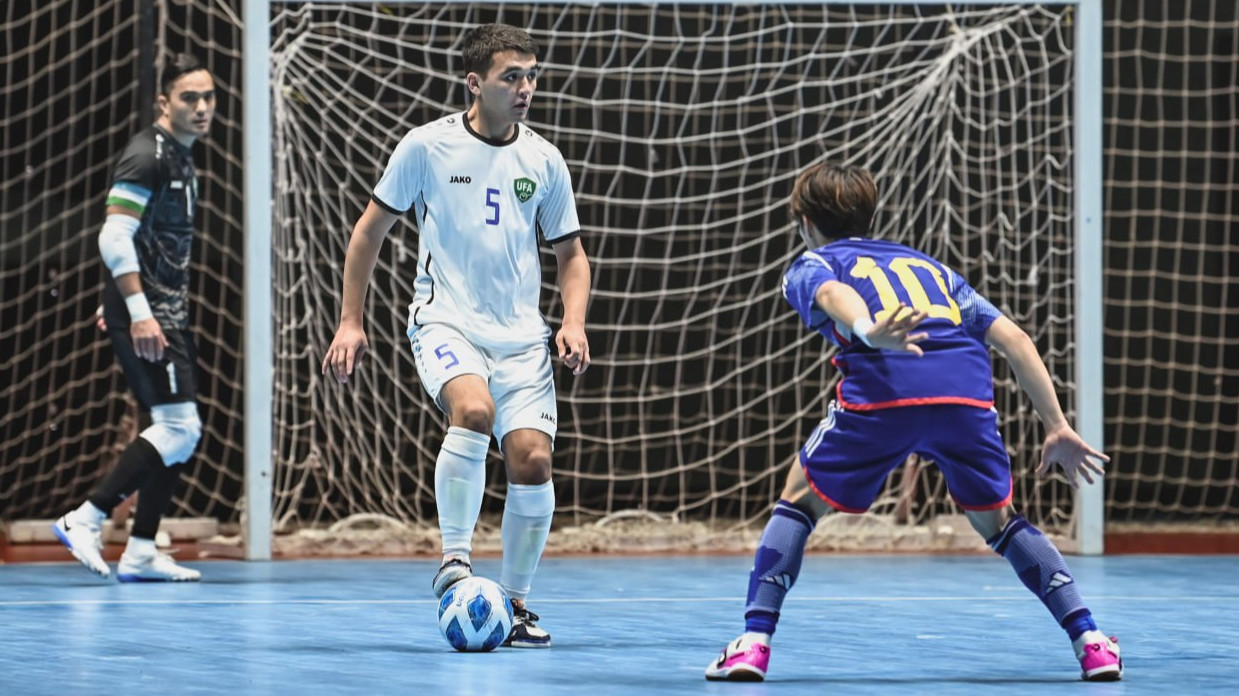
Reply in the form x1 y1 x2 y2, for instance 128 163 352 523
504 605 551 648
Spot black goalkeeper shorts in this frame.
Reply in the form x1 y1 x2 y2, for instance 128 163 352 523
108 327 199 410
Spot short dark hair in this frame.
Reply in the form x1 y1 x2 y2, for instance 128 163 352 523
159 53 209 96
790 162 879 240
461 24 539 76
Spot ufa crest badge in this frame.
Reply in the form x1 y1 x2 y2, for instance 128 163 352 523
514 177 536 203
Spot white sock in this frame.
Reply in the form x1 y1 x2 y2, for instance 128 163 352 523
500 481 555 601
73 501 107 526
434 427 491 557
125 536 157 558
742 632 771 646
1074 629 1107 647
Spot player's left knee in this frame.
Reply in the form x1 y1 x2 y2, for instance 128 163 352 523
142 402 202 466
965 505 1014 540
507 451 551 485
500 429 553 484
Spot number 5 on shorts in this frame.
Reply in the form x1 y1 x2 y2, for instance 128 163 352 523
434 343 460 370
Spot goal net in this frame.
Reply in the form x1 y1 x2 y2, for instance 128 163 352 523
1100 1 1239 539
266 2 1081 552
0 0 247 528
9 1 1233 557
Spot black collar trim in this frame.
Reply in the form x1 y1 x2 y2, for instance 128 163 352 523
461 112 519 147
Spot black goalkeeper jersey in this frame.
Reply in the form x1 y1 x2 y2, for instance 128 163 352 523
100 125 198 330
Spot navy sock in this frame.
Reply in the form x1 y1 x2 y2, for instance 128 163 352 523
988 514 1091 638
1062 609 1098 641
743 500 815 636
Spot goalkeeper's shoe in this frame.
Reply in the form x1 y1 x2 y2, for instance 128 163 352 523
705 633 771 682
52 513 110 579
431 557 473 598
1074 632 1123 681
503 605 551 648
117 550 201 583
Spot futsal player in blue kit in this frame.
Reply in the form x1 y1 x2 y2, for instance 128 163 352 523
705 162 1122 682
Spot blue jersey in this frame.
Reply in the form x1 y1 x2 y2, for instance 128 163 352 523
782 237 1002 410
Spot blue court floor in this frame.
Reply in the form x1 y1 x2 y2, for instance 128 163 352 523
1 554 1236 695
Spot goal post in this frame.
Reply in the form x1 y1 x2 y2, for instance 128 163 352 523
238 0 1106 559
1072 0 1105 556
244 0 274 562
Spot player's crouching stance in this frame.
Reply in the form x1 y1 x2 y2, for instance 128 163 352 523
705 162 1121 682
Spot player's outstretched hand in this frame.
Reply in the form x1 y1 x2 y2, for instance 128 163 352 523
131 317 168 362
1037 425 1110 489
867 304 930 356
556 324 590 375
322 322 369 384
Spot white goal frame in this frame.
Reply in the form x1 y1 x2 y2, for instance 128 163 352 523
241 0 1105 560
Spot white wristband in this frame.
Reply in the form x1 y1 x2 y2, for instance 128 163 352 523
125 292 154 322
851 317 875 347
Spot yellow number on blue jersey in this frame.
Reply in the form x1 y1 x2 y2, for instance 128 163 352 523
849 256 962 325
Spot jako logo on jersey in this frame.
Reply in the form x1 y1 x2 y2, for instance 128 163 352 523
540 412 556 423
514 177 536 202
449 175 472 184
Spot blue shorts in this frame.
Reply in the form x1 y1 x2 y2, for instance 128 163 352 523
799 402 1013 513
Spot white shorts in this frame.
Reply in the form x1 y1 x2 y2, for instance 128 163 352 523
409 323 558 445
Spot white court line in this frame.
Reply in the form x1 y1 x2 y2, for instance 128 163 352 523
1 595 1237 608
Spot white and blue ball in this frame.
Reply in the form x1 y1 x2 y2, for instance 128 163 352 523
437 577 514 652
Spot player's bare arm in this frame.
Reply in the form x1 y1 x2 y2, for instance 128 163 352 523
813 279 928 355
985 315 1109 487
322 200 400 383
552 236 591 375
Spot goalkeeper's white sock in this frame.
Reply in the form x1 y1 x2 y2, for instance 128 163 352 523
123 535 158 559
500 481 555 601
72 500 107 526
434 426 491 558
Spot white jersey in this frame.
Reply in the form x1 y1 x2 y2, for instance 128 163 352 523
373 113 581 351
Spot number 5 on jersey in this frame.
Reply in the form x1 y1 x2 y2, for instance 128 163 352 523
486 188 500 225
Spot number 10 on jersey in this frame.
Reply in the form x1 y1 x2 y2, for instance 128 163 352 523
850 255 961 325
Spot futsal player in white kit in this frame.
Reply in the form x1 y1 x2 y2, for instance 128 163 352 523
322 23 591 648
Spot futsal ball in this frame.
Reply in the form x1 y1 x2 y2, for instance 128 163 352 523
437 577 514 652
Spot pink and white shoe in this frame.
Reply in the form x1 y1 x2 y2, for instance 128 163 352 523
1074 632 1123 681
704 634 771 682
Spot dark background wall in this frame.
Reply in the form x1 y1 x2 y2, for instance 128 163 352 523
1102 2 1238 524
